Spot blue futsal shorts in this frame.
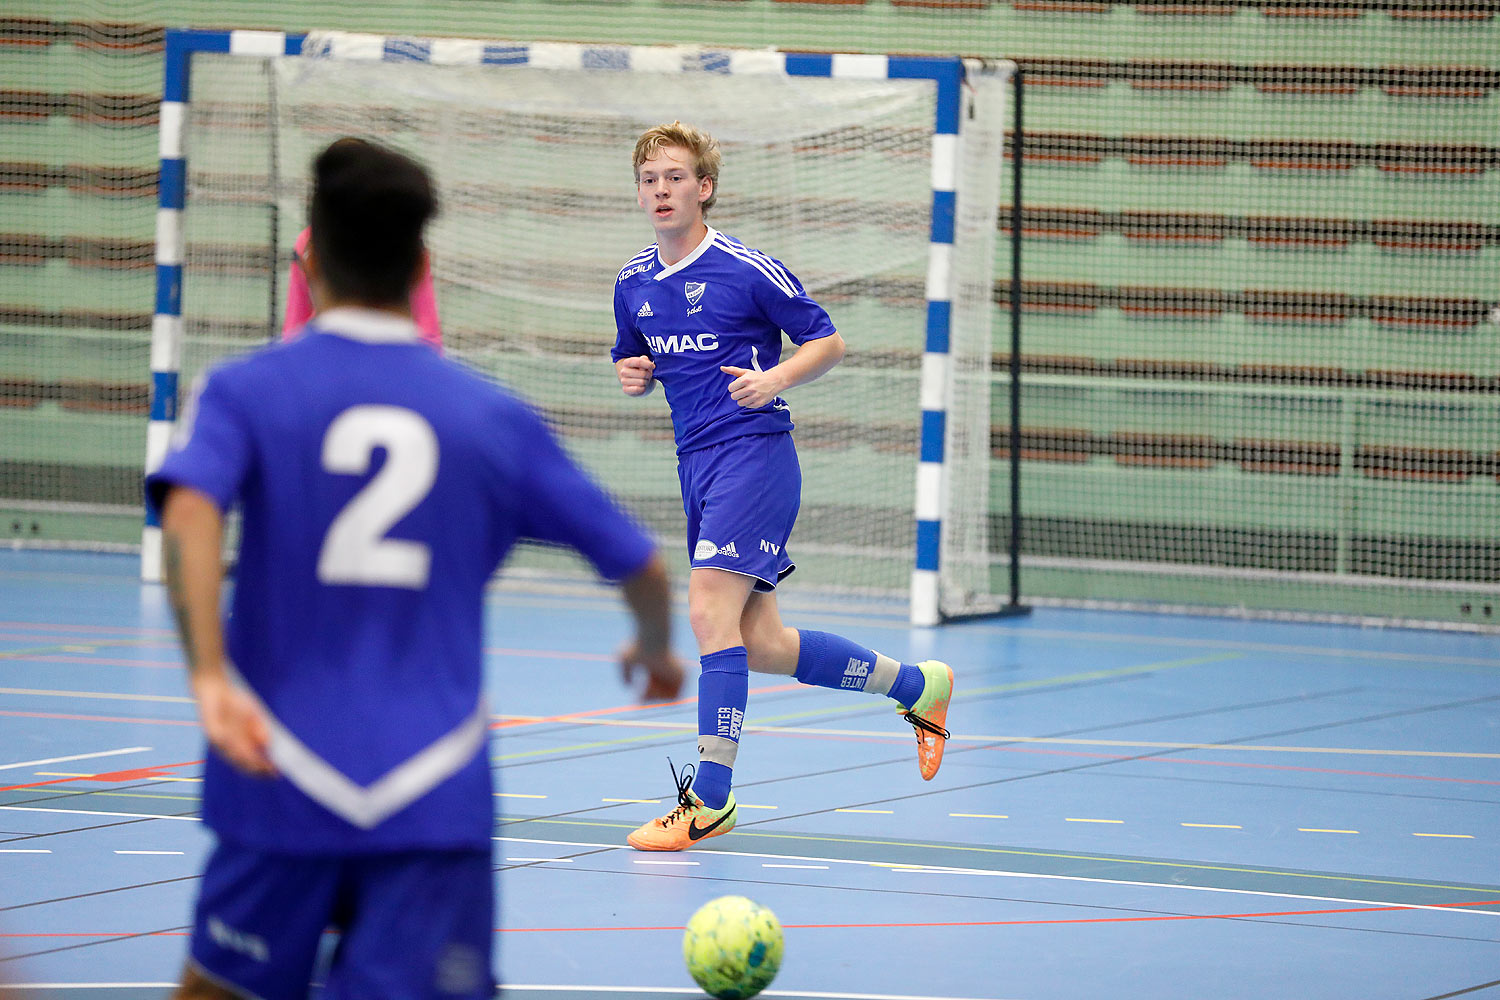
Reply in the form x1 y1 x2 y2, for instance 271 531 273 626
678 432 800 592
188 839 494 999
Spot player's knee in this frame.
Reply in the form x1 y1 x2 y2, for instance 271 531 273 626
688 604 737 652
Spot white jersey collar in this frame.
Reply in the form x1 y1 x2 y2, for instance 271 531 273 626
654 225 718 281
312 307 421 344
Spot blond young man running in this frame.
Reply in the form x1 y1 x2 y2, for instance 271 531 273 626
612 121 954 852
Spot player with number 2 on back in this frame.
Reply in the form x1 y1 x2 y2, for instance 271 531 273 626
612 121 955 853
148 139 684 999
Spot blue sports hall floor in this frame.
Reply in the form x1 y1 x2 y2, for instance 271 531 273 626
1 549 1497 999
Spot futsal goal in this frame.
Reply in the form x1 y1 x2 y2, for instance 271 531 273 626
145 29 1023 626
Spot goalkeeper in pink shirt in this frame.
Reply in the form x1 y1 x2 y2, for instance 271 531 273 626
284 225 442 350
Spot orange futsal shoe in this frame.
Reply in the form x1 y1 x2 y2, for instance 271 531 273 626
626 763 737 852
899 660 953 780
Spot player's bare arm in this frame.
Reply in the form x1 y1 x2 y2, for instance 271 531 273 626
618 552 686 701
616 355 657 396
161 487 276 778
721 331 846 409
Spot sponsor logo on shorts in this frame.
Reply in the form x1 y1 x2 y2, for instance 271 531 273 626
435 943 486 994
693 539 718 561
207 916 269 963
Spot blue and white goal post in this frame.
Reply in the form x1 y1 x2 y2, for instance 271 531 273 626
145 28 1025 627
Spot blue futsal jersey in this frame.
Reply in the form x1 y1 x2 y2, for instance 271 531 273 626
146 309 654 854
612 226 837 455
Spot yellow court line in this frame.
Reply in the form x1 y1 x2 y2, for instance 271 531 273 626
0 637 179 660
15 786 199 804
0 687 193 704
738 804 778 810
1414 832 1474 839
495 792 547 800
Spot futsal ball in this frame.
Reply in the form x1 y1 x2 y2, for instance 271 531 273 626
682 895 783 999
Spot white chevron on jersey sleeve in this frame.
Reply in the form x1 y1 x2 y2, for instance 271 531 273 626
616 244 658 282
712 234 798 298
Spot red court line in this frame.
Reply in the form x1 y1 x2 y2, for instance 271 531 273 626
0 758 202 792
492 896 1500 932
490 682 803 730
10 898 1498 940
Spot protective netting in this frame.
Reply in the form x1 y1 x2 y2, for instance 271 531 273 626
5 2 1497 627
175 46 1005 610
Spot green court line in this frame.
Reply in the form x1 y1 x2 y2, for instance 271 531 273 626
490 654 1239 761
746 653 1243 727
493 814 1500 902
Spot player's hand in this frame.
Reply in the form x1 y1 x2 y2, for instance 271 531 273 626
720 366 786 409
619 641 686 702
616 356 656 396
192 670 277 778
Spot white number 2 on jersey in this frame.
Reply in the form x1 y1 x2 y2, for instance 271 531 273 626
317 405 438 589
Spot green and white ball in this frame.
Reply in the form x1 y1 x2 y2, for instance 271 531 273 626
682 895 784 999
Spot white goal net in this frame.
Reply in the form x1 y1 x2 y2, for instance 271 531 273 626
170 34 1009 617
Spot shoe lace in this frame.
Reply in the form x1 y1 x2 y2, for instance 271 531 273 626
657 758 698 827
902 709 951 742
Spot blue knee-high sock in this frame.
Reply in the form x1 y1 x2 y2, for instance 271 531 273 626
694 646 748 810
794 629 926 707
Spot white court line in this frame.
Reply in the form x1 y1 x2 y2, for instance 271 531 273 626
632 859 699 866
507 857 574 863
952 622 1500 668
8 987 1013 1000
0 849 51 853
0 805 198 822
0 747 152 772
763 863 829 870
491 835 1500 918
501 989 1019 1000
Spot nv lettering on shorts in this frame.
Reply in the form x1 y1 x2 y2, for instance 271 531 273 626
645 333 719 353
759 539 780 555
207 916 269 963
840 656 871 689
716 706 744 741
